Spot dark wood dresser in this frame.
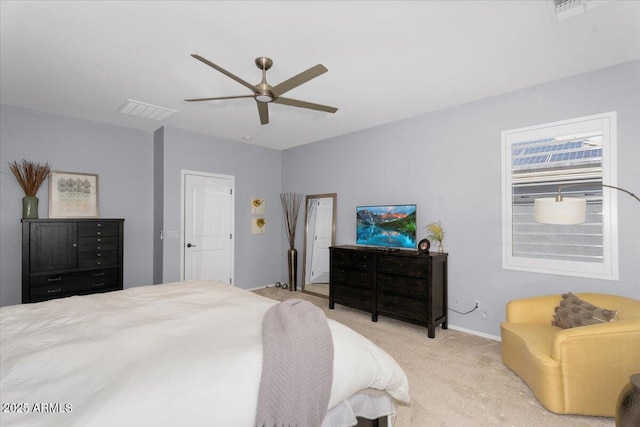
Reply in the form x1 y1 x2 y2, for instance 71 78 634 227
22 219 124 303
330 245 448 338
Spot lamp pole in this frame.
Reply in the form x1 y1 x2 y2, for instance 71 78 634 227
601 184 640 203
556 184 640 203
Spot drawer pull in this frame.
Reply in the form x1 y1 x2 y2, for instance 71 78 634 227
97 224 102 227
97 238 102 242
97 253 101 257
97 261 101 265
48 277 62 282
97 231 101 235
92 282 105 287
47 288 62 293
97 246 101 250
92 272 105 277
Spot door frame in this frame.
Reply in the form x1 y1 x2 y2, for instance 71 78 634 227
180 170 235 282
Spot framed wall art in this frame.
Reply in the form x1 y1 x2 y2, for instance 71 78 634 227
49 171 99 218
251 198 265 214
251 217 266 234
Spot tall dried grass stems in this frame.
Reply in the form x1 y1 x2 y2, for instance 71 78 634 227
9 160 51 197
280 192 304 249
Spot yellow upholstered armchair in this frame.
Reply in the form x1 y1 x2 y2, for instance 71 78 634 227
500 293 640 417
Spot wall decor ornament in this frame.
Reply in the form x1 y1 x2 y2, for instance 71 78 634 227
252 217 266 234
8 159 51 219
49 171 99 218
251 198 265 214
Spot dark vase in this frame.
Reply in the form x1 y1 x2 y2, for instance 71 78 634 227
22 196 39 219
287 248 297 292
617 374 640 427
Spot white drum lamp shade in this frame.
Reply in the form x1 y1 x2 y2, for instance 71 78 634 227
533 197 587 225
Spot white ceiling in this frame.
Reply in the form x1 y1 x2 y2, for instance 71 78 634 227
1 1 639 150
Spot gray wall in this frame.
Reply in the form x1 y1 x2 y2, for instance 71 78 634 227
0 105 154 306
158 126 284 288
282 60 640 338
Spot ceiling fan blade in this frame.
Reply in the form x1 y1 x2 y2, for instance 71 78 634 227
256 101 269 125
273 97 338 113
184 95 255 102
191 54 258 93
271 64 328 97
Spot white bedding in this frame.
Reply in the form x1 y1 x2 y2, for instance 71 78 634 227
0 281 409 426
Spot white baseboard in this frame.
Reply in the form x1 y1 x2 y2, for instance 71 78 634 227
447 324 501 342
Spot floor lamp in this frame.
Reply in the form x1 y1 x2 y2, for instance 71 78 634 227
534 184 639 225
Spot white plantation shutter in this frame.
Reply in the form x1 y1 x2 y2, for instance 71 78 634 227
502 112 618 280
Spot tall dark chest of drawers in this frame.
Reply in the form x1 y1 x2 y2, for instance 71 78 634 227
22 219 124 303
330 245 448 338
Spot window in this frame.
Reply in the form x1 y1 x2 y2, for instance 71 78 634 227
502 112 618 280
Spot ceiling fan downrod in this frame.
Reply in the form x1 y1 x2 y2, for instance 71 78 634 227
254 57 275 103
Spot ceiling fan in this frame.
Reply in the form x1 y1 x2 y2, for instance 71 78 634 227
185 54 338 125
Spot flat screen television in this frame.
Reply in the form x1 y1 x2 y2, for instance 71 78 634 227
356 204 417 250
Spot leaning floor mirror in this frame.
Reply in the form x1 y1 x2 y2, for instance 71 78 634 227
301 193 336 298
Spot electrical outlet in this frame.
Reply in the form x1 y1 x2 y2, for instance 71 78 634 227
474 300 481 309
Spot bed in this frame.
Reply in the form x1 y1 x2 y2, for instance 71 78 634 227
0 281 410 426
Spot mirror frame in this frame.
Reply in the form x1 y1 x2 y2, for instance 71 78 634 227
301 193 337 299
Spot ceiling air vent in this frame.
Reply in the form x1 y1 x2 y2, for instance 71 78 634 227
549 0 610 22
118 99 177 121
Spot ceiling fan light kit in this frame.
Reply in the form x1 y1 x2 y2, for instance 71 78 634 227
186 54 337 125
255 92 274 103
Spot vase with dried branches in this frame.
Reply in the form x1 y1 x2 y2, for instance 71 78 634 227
280 192 304 291
9 160 51 219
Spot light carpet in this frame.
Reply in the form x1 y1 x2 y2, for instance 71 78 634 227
252 287 615 427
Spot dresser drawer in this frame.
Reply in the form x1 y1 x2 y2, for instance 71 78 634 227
78 236 119 252
332 267 372 290
29 269 119 302
75 269 119 292
378 292 428 322
30 272 84 288
376 255 428 278
30 268 118 288
78 251 119 267
332 249 374 271
81 268 119 282
29 282 83 301
377 273 427 298
78 221 120 237
332 286 372 311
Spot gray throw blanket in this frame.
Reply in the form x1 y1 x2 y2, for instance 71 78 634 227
255 299 334 427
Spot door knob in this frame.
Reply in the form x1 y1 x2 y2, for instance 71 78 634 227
187 243 196 248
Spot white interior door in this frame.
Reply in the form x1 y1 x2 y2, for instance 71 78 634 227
310 198 333 283
183 171 234 284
